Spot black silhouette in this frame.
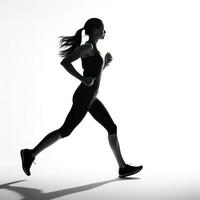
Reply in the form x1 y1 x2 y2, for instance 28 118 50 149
20 18 143 178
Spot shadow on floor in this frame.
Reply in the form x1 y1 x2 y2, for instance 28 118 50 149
0 177 140 200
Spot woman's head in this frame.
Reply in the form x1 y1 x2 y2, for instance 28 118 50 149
59 18 105 57
84 18 105 39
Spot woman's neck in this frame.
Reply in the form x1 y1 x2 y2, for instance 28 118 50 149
88 36 99 47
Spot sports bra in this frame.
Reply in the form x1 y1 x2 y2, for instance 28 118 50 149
81 42 103 77
81 41 104 90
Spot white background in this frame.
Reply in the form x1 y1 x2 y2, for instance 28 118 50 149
0 0 200 199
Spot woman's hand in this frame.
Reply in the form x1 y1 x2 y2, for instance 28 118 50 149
82 76 96 86
104 52 113 69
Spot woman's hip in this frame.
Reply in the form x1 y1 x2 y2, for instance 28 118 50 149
72 83 98 103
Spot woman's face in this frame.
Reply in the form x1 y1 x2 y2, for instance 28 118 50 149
94 24 106 39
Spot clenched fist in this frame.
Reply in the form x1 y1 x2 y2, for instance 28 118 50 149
104 52 113 68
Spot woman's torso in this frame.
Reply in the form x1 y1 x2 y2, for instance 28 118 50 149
80 42 104 90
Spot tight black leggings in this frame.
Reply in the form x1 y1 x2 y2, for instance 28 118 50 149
58 83 117 138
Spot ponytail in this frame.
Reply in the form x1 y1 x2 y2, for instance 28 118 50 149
59 27 84 58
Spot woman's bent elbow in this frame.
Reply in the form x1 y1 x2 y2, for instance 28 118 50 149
60 58 70 66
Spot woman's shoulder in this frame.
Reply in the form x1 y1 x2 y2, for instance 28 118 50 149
81 42 96 58
85 41 94 49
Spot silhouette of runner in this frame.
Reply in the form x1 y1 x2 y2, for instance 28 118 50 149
20 18 143 178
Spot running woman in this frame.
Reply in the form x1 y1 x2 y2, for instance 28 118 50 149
20 18 143 178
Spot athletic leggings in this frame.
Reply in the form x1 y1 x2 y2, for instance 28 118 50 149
58 83 117 138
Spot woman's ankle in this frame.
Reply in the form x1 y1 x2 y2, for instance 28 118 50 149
119 162 127 169
29 149 36 157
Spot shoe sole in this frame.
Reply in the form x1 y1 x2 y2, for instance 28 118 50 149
20 149 30 176
119 167 143 178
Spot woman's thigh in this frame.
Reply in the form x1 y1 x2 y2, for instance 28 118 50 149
88 97 117 134
59 86 97 137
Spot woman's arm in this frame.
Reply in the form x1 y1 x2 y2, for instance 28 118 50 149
60 43 96 86
60 43 93 82
61 60 84 82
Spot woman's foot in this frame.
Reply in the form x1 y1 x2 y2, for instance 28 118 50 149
20 149 36 176
119 164 143 178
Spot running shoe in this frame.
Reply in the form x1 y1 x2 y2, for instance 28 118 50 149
20 149 36 176
119 164 143 178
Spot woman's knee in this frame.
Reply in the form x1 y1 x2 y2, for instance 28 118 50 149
108 123 117 135
57 126 72 138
